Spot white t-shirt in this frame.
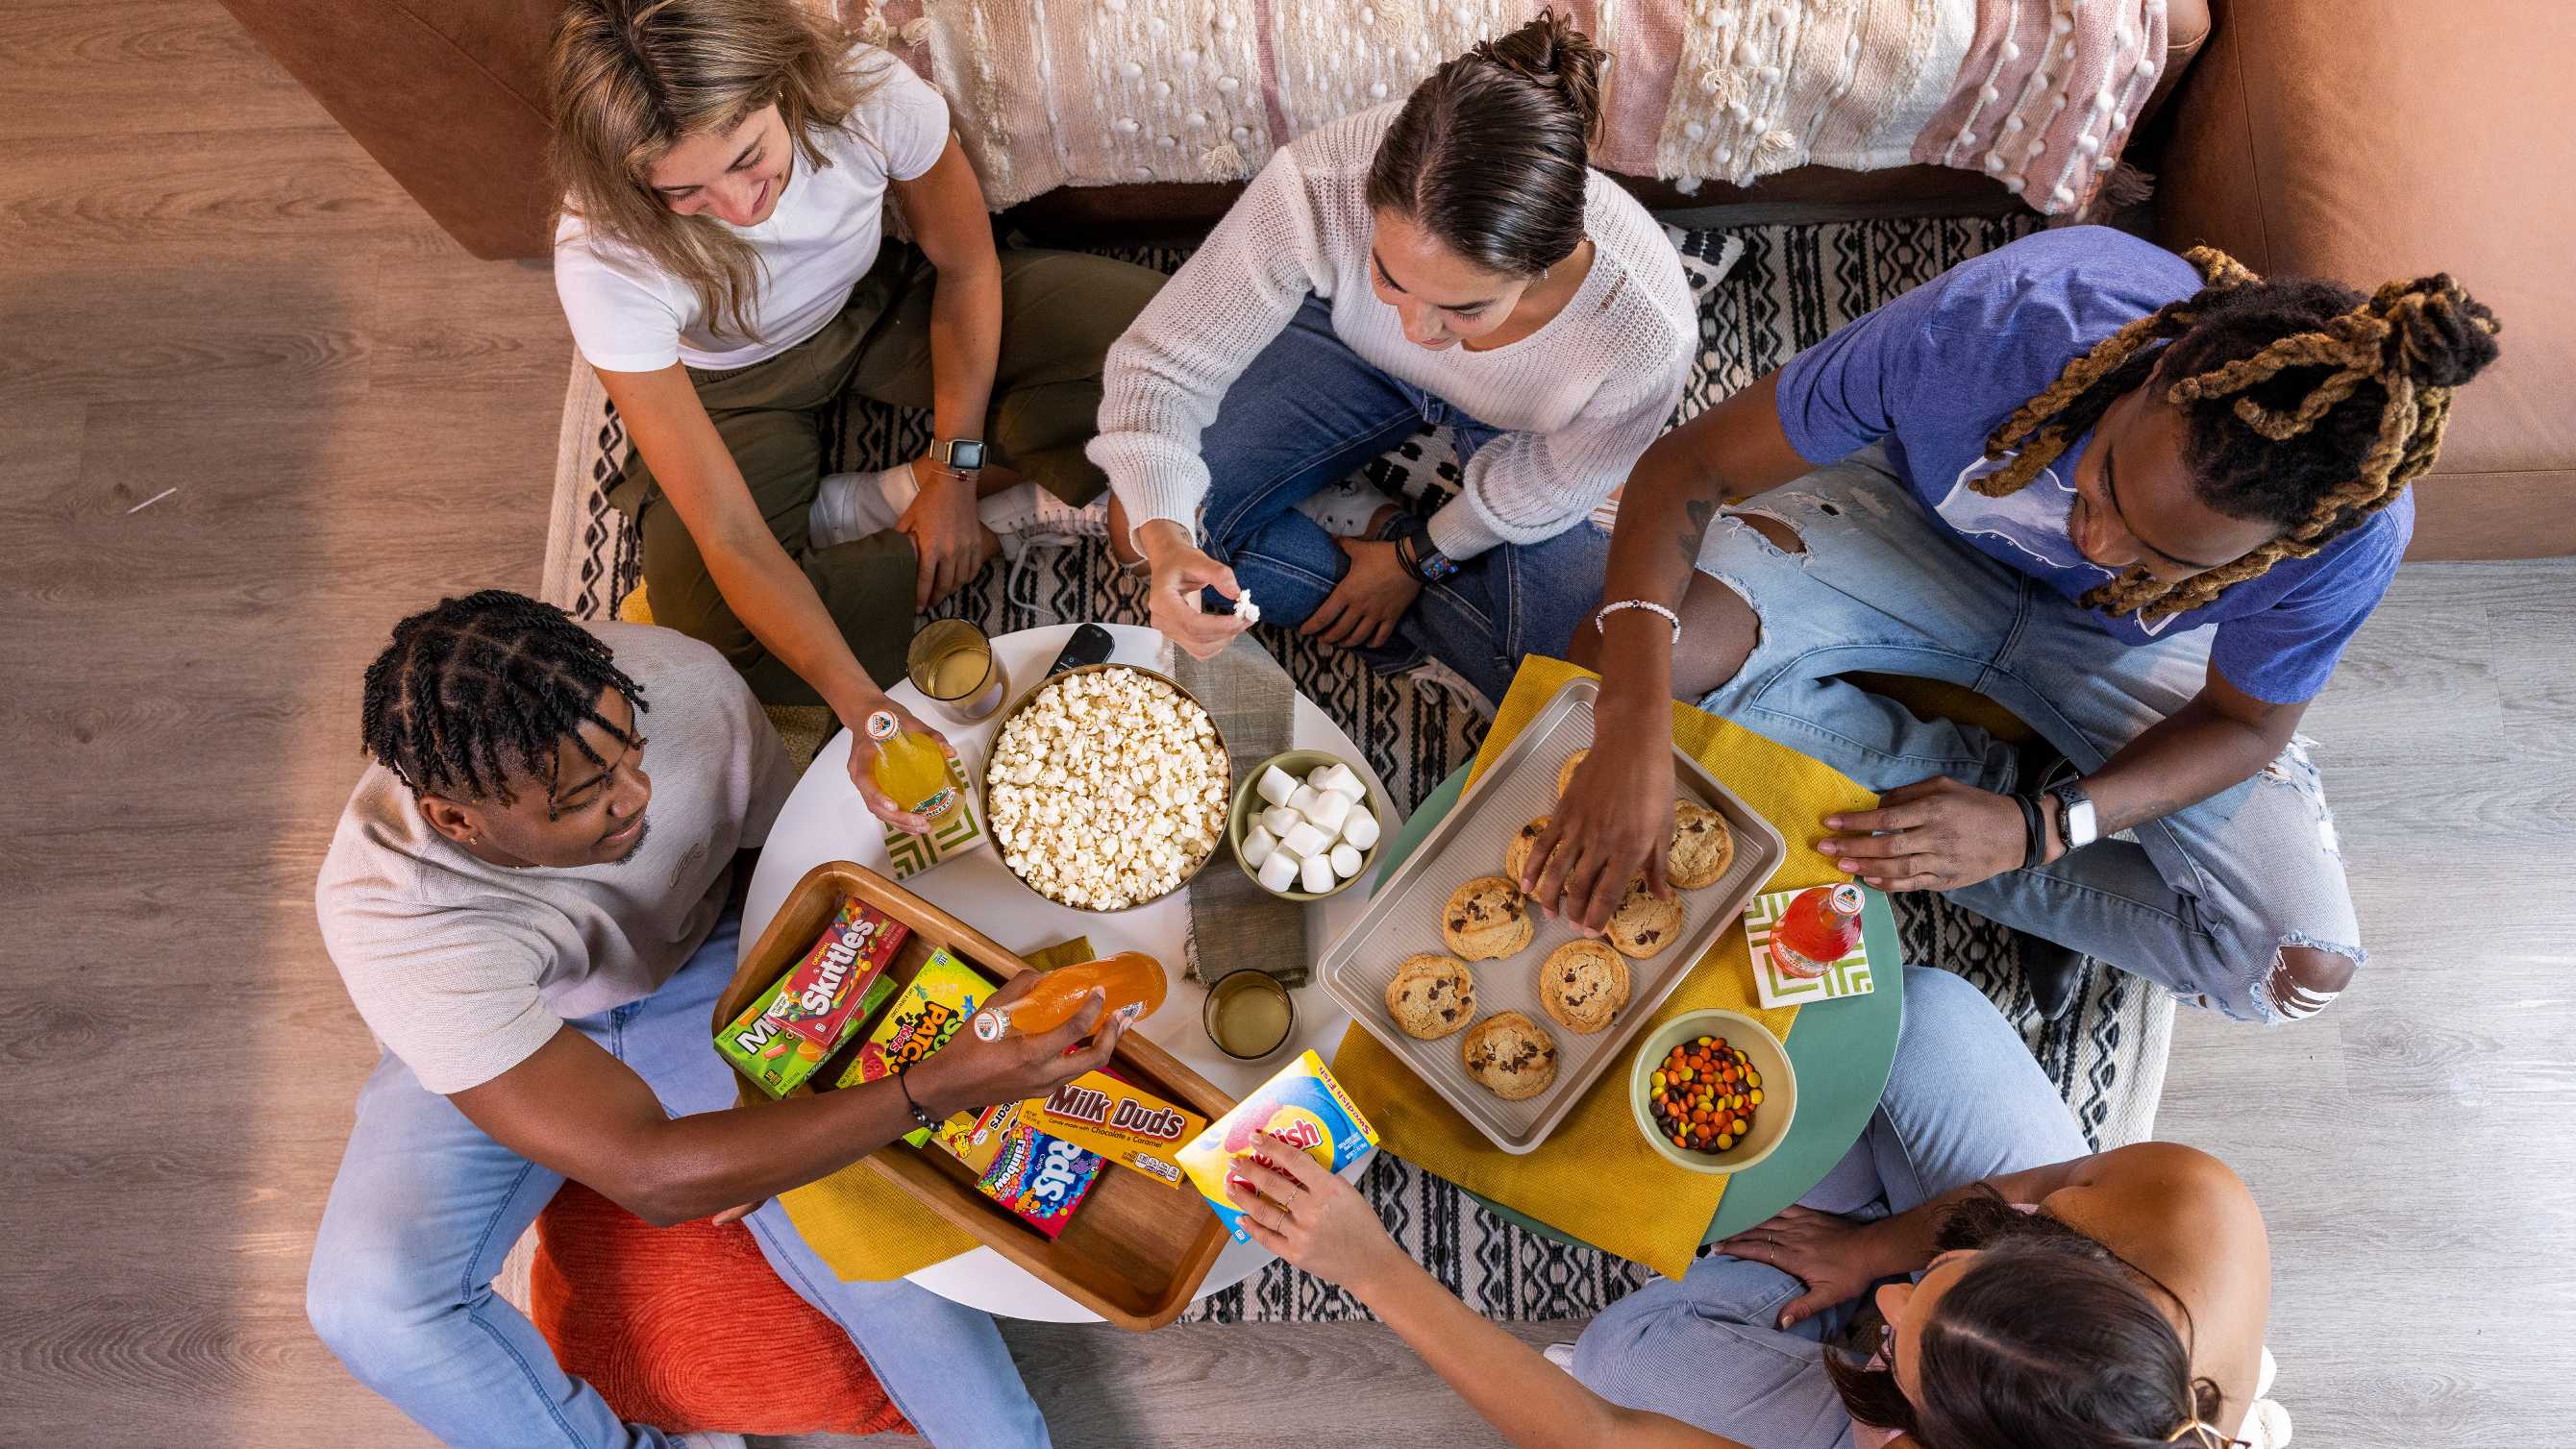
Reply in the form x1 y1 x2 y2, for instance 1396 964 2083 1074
315 624 796 1094
553 46 953 374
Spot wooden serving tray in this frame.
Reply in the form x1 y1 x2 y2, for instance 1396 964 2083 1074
710 860 1236 1331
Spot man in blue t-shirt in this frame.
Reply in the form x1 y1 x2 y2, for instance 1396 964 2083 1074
1519 228 2499 1024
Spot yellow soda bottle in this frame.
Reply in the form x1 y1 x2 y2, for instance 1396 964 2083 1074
865 710 958 824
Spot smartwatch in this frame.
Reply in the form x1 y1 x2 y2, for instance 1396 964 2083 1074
1389 515 1459 582
2045 779 2098 852
929 438 987 474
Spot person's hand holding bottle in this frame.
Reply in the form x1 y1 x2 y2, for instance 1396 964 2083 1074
843 695 955 835
904 974 1128 1118
1135 518 1251 660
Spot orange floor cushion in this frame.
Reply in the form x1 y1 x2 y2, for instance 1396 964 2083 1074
529 1181 918 1439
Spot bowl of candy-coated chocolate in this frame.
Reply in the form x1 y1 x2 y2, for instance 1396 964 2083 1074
1629 1009 1796 1174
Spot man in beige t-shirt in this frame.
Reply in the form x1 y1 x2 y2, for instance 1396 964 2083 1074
307 591 1112 1449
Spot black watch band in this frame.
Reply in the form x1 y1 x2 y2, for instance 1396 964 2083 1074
1389 516 1457 582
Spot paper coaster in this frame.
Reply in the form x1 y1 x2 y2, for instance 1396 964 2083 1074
881 755 988 879
1743 886 1876 1008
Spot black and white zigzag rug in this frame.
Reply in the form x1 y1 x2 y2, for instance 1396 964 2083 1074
539 212 2172 1323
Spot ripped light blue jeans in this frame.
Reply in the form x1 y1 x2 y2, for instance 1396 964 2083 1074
1693 449 2361 1022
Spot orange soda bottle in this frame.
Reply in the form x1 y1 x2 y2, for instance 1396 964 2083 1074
1770 884 1865 979
866 710 958 824
972 951 1168 1042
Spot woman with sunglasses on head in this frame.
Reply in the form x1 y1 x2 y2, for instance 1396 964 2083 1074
1092 10 1695 704
549 0 1163 826
1229 968 2271 1449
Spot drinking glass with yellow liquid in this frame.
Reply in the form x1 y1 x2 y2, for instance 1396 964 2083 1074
906 619 1010 724
864 710 961 826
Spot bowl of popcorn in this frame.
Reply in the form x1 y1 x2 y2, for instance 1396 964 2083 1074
982 664 1231 912
1228 749 1384 900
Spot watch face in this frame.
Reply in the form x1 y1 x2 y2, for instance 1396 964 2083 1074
942 439 986 471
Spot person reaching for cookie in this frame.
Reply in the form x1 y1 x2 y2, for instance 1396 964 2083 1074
1525 228 2501 1023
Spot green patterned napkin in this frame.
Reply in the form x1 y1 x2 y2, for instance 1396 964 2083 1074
1745 885 1877 1008
879 754 989 879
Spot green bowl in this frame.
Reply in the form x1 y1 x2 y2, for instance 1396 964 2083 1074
1226 749 1382 902
1629 1009 1797 1175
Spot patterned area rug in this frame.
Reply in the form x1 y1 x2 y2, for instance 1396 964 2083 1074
539 213 2172 1323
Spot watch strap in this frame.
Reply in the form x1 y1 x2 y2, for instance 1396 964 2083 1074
2013 793 2047 870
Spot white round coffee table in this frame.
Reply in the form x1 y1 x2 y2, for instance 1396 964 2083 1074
740 622 1389 1322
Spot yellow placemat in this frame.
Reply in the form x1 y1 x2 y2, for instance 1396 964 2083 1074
1330 657 1876 1280
779 934 1104 1281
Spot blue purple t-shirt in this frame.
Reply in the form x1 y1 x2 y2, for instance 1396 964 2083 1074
1773 226 2406 704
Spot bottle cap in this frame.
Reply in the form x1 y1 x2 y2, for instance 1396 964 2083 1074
971 1005 1010 1042
1827 883 1865 916
865 710 900 742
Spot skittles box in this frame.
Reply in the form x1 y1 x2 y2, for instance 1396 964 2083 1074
715 896 906 1097
1177 1050 1379 1244
837 946 990 1143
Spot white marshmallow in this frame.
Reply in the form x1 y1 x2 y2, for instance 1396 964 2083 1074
1298 852 1336 894
1340 805 1380 850
1286 784 1325 819
1278 821 1330 860
1329 843 1365 879
1256 764 1300 809
1315 762 1364 799
1302 787 1352 834
1260 804 1302 839
1242 824 1277 870
1256 849 1301 893
1304 765 1335 791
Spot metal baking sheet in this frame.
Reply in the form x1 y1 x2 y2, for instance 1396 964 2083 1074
1319 676 1789 1154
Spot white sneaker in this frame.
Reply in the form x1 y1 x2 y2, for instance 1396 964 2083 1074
807 464 916 549
1295 477 1399 538
672 1432 748 1449
980 483 1107 560
1541 1341 1577 1370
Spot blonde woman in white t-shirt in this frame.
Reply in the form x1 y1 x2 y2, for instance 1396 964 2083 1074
550 0 1161 823
1093 12 1695 704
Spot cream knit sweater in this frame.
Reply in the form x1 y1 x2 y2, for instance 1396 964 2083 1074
1090 104 1697 562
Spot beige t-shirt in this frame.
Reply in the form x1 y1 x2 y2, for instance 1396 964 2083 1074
316 624 796 1093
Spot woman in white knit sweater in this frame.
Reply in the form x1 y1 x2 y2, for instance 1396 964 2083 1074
1091 12 1695 704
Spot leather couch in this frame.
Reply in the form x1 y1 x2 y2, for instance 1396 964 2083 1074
217 0 2565 558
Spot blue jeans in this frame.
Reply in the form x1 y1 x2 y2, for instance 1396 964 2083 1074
1196 295 1611 705
1572 967 2092 1447
1693 450 2362 1023
306 912 1051 1448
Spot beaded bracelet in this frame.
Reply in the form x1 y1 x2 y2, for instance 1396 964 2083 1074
1593 598 1683 644
895 1071 939 1136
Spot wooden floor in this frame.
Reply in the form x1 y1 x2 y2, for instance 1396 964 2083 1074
3 8 2567 1446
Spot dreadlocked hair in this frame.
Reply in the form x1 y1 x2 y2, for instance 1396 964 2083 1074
359 590 648 807
1976 247 2500 622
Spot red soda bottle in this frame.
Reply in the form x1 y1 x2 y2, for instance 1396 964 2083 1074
1770 884 1865 978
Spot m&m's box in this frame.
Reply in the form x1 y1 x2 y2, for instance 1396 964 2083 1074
1177 1050 1379 1244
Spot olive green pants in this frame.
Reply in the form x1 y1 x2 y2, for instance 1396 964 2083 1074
614 242 1165 703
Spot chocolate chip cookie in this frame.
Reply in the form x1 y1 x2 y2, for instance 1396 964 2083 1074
1385 953 1477 1040
1604 875 1687 959
1462 1011 1559 1101
1440 874 1534 961
1666 798 1736 890
1538 940 1630 1034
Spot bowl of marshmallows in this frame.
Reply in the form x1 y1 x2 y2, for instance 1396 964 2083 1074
1227 749 1386 901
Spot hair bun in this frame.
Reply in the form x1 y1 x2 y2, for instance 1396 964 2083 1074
2380 275 2501 391
1474 9 1605 136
